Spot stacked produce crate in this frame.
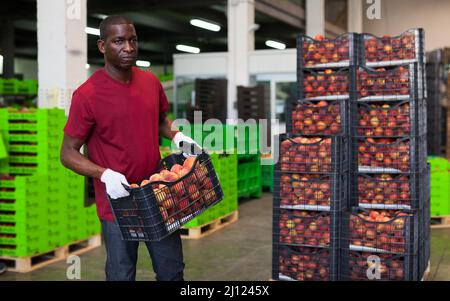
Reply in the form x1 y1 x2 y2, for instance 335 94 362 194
343 29 429 281
193 79 228 123
0 108 100 258
272 33 354 281
237 85 270 121
428 156 450 216
0 174 49 257
425 50 447 156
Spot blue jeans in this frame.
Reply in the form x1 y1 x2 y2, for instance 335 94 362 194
101 220 185 281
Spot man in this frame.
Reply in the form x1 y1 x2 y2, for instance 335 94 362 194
60 16 199 281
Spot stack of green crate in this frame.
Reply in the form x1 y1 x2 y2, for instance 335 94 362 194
0 79 17 95
0 132 7 161
0 79 38 96
0 108 101 255
217 153 238 214
261 156 274 192
84 204 101 237
65 169 91 244
0 109 65 175
237 154 262 199
0 174 50 257
428 157 450 216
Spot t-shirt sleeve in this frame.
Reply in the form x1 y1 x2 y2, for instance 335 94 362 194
64 91 95 140
159 82 170 123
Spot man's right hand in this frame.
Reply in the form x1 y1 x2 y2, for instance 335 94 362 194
100 169 130 199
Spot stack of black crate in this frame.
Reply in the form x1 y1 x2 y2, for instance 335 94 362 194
237 85 270 121
425 49 446 156
342 28 430 281
272 33 356 281
193 79 228 123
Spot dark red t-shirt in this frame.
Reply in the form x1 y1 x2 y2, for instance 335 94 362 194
64 67 169 221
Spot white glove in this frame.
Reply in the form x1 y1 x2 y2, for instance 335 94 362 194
101 169 130 199
173 132 202 157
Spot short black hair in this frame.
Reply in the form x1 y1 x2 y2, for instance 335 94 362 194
99 15 134 40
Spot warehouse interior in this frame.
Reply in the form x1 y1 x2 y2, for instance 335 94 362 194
1 0 450 282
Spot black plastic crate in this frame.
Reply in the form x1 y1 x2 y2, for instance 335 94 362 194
274 172 348 211
107 151 223 241
342 207 419 255
352 136 427 174
277 135 348 174
418 175 430 280
298 68 350 101
297 33 358 69
237 85 269 120
340 250 417 281
355 63 425 101
273 244 337 281
359 28 425 67
351 99 426 138
351 171 428 210
273 208 340 248
286 98 349 136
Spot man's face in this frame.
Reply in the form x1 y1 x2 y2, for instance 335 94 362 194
98 23 138 69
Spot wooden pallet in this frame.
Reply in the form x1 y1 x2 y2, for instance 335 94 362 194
180 211 238 239
431 216 450 229
0 234 101 273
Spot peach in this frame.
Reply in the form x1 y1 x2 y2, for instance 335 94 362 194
140 179 150 187
162 171 180 182
183 157 196 170
149 173 162 182
171 164 184 175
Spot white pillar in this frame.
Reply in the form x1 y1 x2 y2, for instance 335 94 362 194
348 0 363 33
37 0 87 112
306 0 325 37
227 0 255 122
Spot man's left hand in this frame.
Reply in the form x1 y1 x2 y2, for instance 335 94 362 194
172 132 202 157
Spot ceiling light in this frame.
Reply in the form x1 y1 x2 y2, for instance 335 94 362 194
85 27 100 36
190 19 221 32
85 64 90 69
176 44 200 54
265 40 286 50
92 14 108 20
136 60 151 68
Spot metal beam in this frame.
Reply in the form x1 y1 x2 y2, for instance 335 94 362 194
255 0 345 37
255 0 304 29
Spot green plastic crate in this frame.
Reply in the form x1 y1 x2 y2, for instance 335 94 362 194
0 132 7 160
430 166 450 216
0 79 17 95
0 222 43 235
261 159 274 192
428 156 450 172
237 155 262 199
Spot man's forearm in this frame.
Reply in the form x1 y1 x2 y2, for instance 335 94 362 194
159 117 179 140
61 148 106 179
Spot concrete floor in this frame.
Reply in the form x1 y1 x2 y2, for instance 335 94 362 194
1 193 449 281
